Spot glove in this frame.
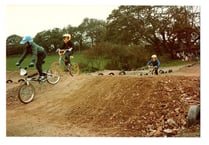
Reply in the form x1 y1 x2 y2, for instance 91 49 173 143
29 62 35 67
16 62 20 66
56 48 60 52
67 48 73 52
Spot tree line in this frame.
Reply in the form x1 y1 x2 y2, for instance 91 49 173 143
6 6 200 70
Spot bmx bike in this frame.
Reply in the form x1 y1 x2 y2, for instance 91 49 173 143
147 65 159 75
18 66 60 104
50 49 80 76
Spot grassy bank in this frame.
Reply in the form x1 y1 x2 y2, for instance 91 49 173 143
6 52 198 72
6 52 108 72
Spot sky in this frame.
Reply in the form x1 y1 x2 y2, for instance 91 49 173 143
6 5 119 37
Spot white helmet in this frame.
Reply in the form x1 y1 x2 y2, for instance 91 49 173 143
151 54 157 58
63 34 71 40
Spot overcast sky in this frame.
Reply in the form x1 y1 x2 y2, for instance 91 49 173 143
6 5 118 37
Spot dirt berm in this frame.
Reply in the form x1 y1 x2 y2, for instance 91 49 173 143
6 64 200 137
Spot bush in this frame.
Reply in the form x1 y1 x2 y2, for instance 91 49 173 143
105 43 151 70
85 42 152 71
78 62 99 73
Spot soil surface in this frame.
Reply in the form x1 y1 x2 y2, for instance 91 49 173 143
6 63 200 137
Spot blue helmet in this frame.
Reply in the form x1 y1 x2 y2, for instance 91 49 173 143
20 36 33 45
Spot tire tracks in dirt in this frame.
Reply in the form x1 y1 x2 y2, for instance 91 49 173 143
6 64 200 136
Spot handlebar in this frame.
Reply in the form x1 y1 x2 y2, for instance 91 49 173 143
18 66 39 78
56 48 72 56
56 49 66 56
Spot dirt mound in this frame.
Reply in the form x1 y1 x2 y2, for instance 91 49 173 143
6 69 200 137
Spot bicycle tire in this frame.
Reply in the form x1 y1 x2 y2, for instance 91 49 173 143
46 69 60 84
18 83 35 104
6 80 13 83
68 63 80 75
119 70 126 75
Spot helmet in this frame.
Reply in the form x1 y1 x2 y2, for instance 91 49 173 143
63 34 71 40
151 54 157 58
20 36 33 45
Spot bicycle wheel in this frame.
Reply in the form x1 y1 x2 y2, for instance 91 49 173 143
68 63 80 75
50 62 63 75
18 83 35 104
46 69 60 84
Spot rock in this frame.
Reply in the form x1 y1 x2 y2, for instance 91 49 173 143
163 129 177 136
187 104 200 127
181 119 187 126
154 126 163 137
167 118 178 128
147 124 154 131
149 111 154 116
149 130 157 137
174 108 180 113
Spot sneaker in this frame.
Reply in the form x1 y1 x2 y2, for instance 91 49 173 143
38 75 46 81
65 63 71 67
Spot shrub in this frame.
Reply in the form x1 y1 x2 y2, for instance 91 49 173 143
85 42 152 71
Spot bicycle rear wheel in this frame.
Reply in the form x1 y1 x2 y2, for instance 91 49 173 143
18 83 35 104
46 69 60 84
68 63 80 75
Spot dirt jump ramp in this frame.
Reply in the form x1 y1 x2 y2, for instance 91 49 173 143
7 74 200 137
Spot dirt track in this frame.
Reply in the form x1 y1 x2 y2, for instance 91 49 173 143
6 63 200 137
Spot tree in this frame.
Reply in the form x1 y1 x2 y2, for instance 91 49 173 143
6 34 22 56
79 18 106 47
106 6 200 57
34 28 63 53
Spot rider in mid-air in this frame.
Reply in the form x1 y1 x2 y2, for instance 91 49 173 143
60 33 74 67
16 36 47 81
147 54 160 75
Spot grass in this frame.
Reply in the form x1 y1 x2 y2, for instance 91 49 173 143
160 59 196 67
158 54 198 67
6 52 108 72
6 51 198 72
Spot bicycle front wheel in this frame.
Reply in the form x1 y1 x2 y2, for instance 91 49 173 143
18 83 35 104
46 69 60 84
50 62 63 75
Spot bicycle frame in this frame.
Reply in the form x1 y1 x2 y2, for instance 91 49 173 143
18 66 60 104
19 66 60 84
57 49 69 69
58 49 66 64
50 49 79 76
19 67 40 84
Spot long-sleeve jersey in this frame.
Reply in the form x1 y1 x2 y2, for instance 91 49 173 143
60 41 74 50
18 42 46 64
147 59 160 67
